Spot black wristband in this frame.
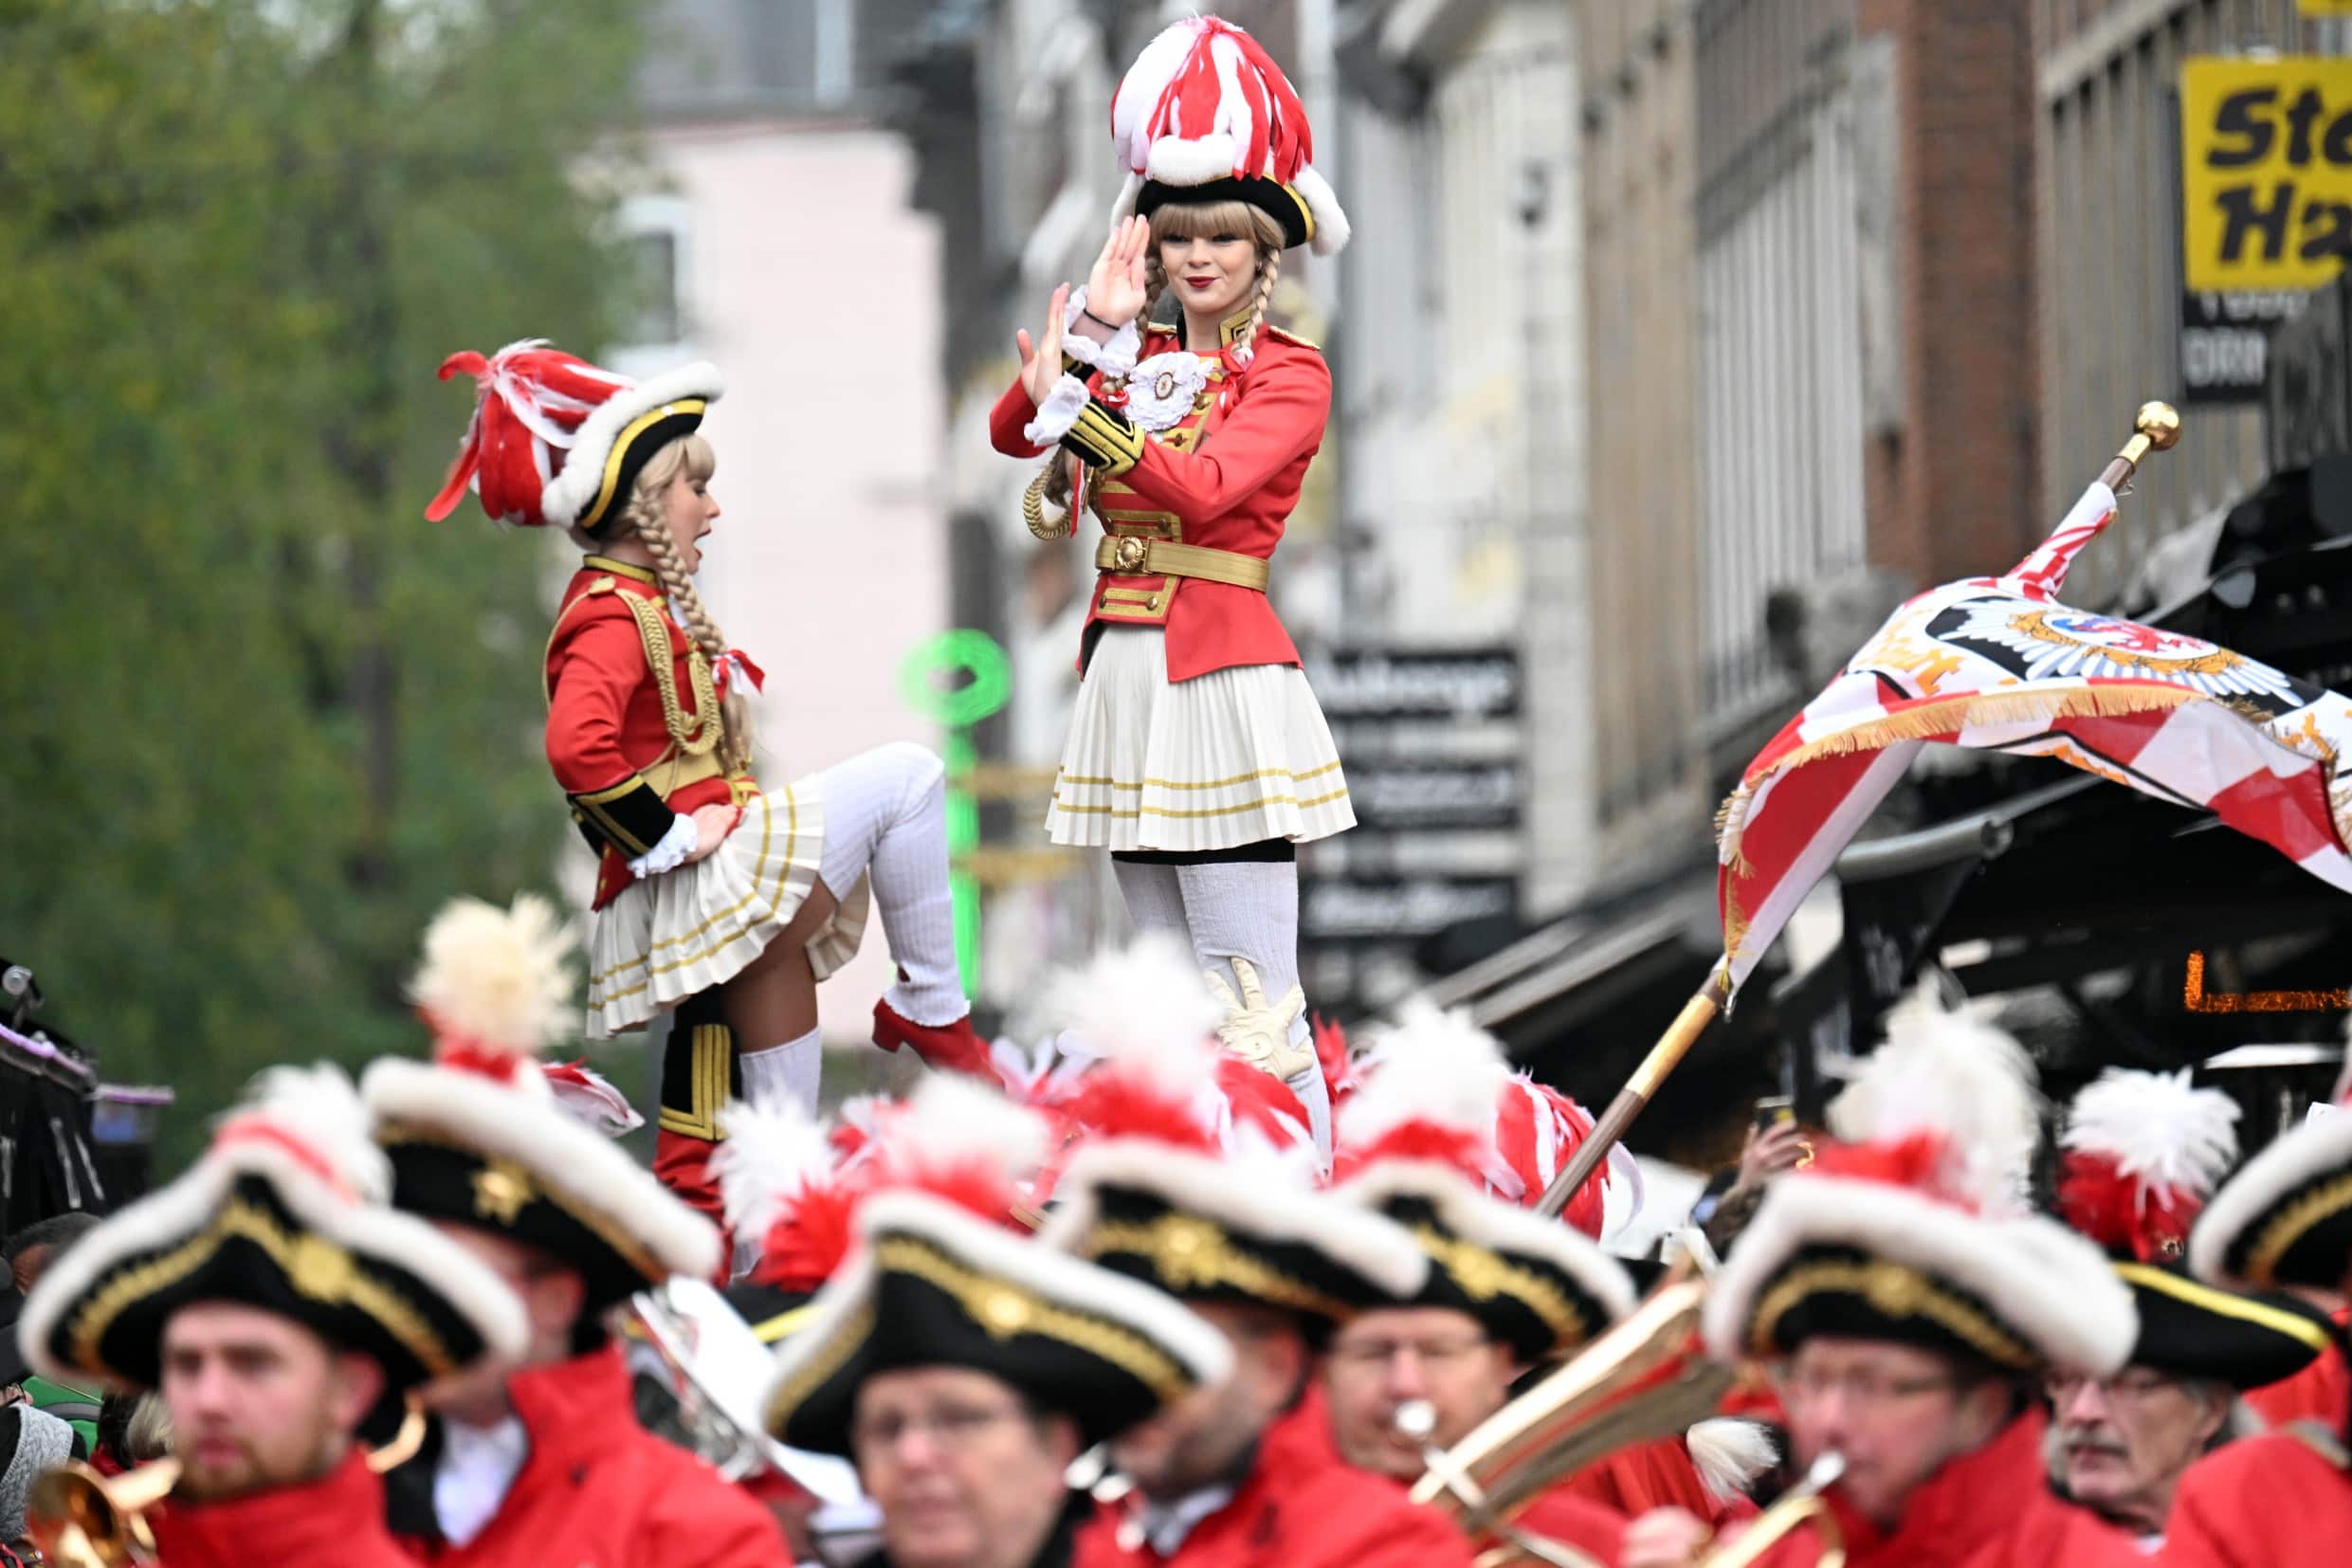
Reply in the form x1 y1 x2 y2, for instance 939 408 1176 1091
1081 307 1123 333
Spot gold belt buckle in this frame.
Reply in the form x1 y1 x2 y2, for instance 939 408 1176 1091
1113 536 1150 573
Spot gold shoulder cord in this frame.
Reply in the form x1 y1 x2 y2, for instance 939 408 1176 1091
621 593 722 757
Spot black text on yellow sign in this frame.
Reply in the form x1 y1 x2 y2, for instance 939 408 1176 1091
2180 57 2352 293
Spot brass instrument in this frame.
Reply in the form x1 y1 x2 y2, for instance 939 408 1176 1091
1701 1450 1846 1568
27 1457 180 1567
1409 1282 1733 1565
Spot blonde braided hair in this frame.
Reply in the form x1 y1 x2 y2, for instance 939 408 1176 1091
620 433 755 774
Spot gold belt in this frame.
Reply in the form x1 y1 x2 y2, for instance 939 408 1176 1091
642 749 754 802
1093 536 1269 592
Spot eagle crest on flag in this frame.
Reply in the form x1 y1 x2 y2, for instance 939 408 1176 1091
1716 481 2352 992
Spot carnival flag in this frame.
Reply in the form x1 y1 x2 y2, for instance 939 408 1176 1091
1541 403 2352 1217
1717 479 2352 994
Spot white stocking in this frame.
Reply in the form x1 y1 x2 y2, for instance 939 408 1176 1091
814 742 968 1027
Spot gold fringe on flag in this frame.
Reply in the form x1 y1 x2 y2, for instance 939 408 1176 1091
1713 683 2209 965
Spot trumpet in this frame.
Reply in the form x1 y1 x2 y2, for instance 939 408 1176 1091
26 1457 180 1567
1701 1450 1846 1567
1409 1281 1733 1564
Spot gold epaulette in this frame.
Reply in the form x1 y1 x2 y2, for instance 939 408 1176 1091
1259 322 1322 353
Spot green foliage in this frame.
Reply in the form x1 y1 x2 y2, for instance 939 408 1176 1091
0 0 652 1168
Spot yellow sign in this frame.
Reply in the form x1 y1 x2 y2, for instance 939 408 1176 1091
2179 57 2352 292
2299 1 2352 15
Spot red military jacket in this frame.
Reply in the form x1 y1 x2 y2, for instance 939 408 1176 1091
1512 1484 1630 1565
1724 1409 2137 1568
1072 1388 1475 1568
544 556 748 909
392 1343 788 1568
989 309 1328 684
2161 1429 2352 1566
153 1450 414 1568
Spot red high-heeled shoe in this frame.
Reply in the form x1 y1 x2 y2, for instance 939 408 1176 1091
872 995 994 1081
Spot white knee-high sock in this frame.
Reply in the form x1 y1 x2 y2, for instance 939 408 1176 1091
816 742 967 1027
1175 860 1330 1158
1112 860 1192 945
738 1026 822 1118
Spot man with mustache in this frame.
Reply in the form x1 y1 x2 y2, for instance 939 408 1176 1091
2162 1065 2352 1565
2048 1069 2334 1549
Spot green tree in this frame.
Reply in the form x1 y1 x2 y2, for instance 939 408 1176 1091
0 0 651 1169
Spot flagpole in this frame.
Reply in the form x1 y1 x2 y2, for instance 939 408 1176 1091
1536 402 2180 1224
1537 966 1731 1218
2099 401 2181 490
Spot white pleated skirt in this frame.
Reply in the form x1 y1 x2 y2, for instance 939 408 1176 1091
583 780 871 1038
1048 627 1355 852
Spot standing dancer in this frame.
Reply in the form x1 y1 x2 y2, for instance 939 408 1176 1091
427 342 991 1229
989 16 1355 1151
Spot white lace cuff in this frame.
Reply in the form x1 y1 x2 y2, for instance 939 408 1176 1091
627 811 699 878
1062 287 1141 377
1022 374 1094 447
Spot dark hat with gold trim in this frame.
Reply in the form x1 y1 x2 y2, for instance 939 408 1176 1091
2057 1068 2333 1387
1704 1003 2134 1377
2192 1065 2352 1296
1108 17 1348 256
762 1190 1232 1456
17 1066 527 1403
424 339 721 538
363 896 720 1339
1330 1003 1635 1362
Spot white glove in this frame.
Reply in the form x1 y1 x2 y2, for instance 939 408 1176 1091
1203 957 1313 1082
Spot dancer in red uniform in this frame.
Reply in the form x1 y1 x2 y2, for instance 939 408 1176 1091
427 342 990 1228
990 16 1356 1156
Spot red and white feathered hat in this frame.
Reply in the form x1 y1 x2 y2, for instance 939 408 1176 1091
718 1074 1050 1297
424 339 722 537
1110 16 1349 257
363 895 721 1325
1331 1004 1637 1362
2060 1067 2239 1264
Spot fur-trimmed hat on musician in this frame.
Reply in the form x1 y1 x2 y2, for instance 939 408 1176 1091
2062 1067 2335 1388
363 895 720 1342
2192 1039 2352 1298
747 1076 1231 1456
424 339 722 537
1109 16 1348 257
1025 939 1426 1323
17 1066 527 1424
1704 999 2135 1377
1331 1004 1636 1364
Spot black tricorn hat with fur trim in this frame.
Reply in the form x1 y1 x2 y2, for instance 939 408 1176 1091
17 1066 528 1408
2190 1051 2352 1298
1329 1001 1637 1363
763 1191 1232 1457
2057 1068 2335 1388
1704 1003 2135 1377
364 896 720 1340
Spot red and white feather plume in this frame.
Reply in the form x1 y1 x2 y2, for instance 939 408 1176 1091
1819 994 2045 1216
1108 16 1350 257
2059 1067 2240 1261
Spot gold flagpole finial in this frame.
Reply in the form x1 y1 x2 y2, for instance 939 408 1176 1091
2106 401 2181 488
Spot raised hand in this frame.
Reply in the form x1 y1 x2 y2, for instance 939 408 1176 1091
1084 214 1153 328
1014 282 1070 407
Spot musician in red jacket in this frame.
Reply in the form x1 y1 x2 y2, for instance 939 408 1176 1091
989 16 1357 1155
15 1066 528 1568
361 896 790 1568
2160 1068 2352 1565
427 337 991 1227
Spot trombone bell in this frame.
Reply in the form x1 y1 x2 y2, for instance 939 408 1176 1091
27 1457 181 1567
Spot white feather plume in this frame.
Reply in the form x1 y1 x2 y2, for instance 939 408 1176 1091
892 1073 1049 1186
714 1098 837 1241
1030 935 1222 1097
1829 991 2044 1213
1687 1418 1778 1503
2062 1067 2239 1203
218 1063 392 1205
1341 1000 1511 1150
409 894 576 1063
